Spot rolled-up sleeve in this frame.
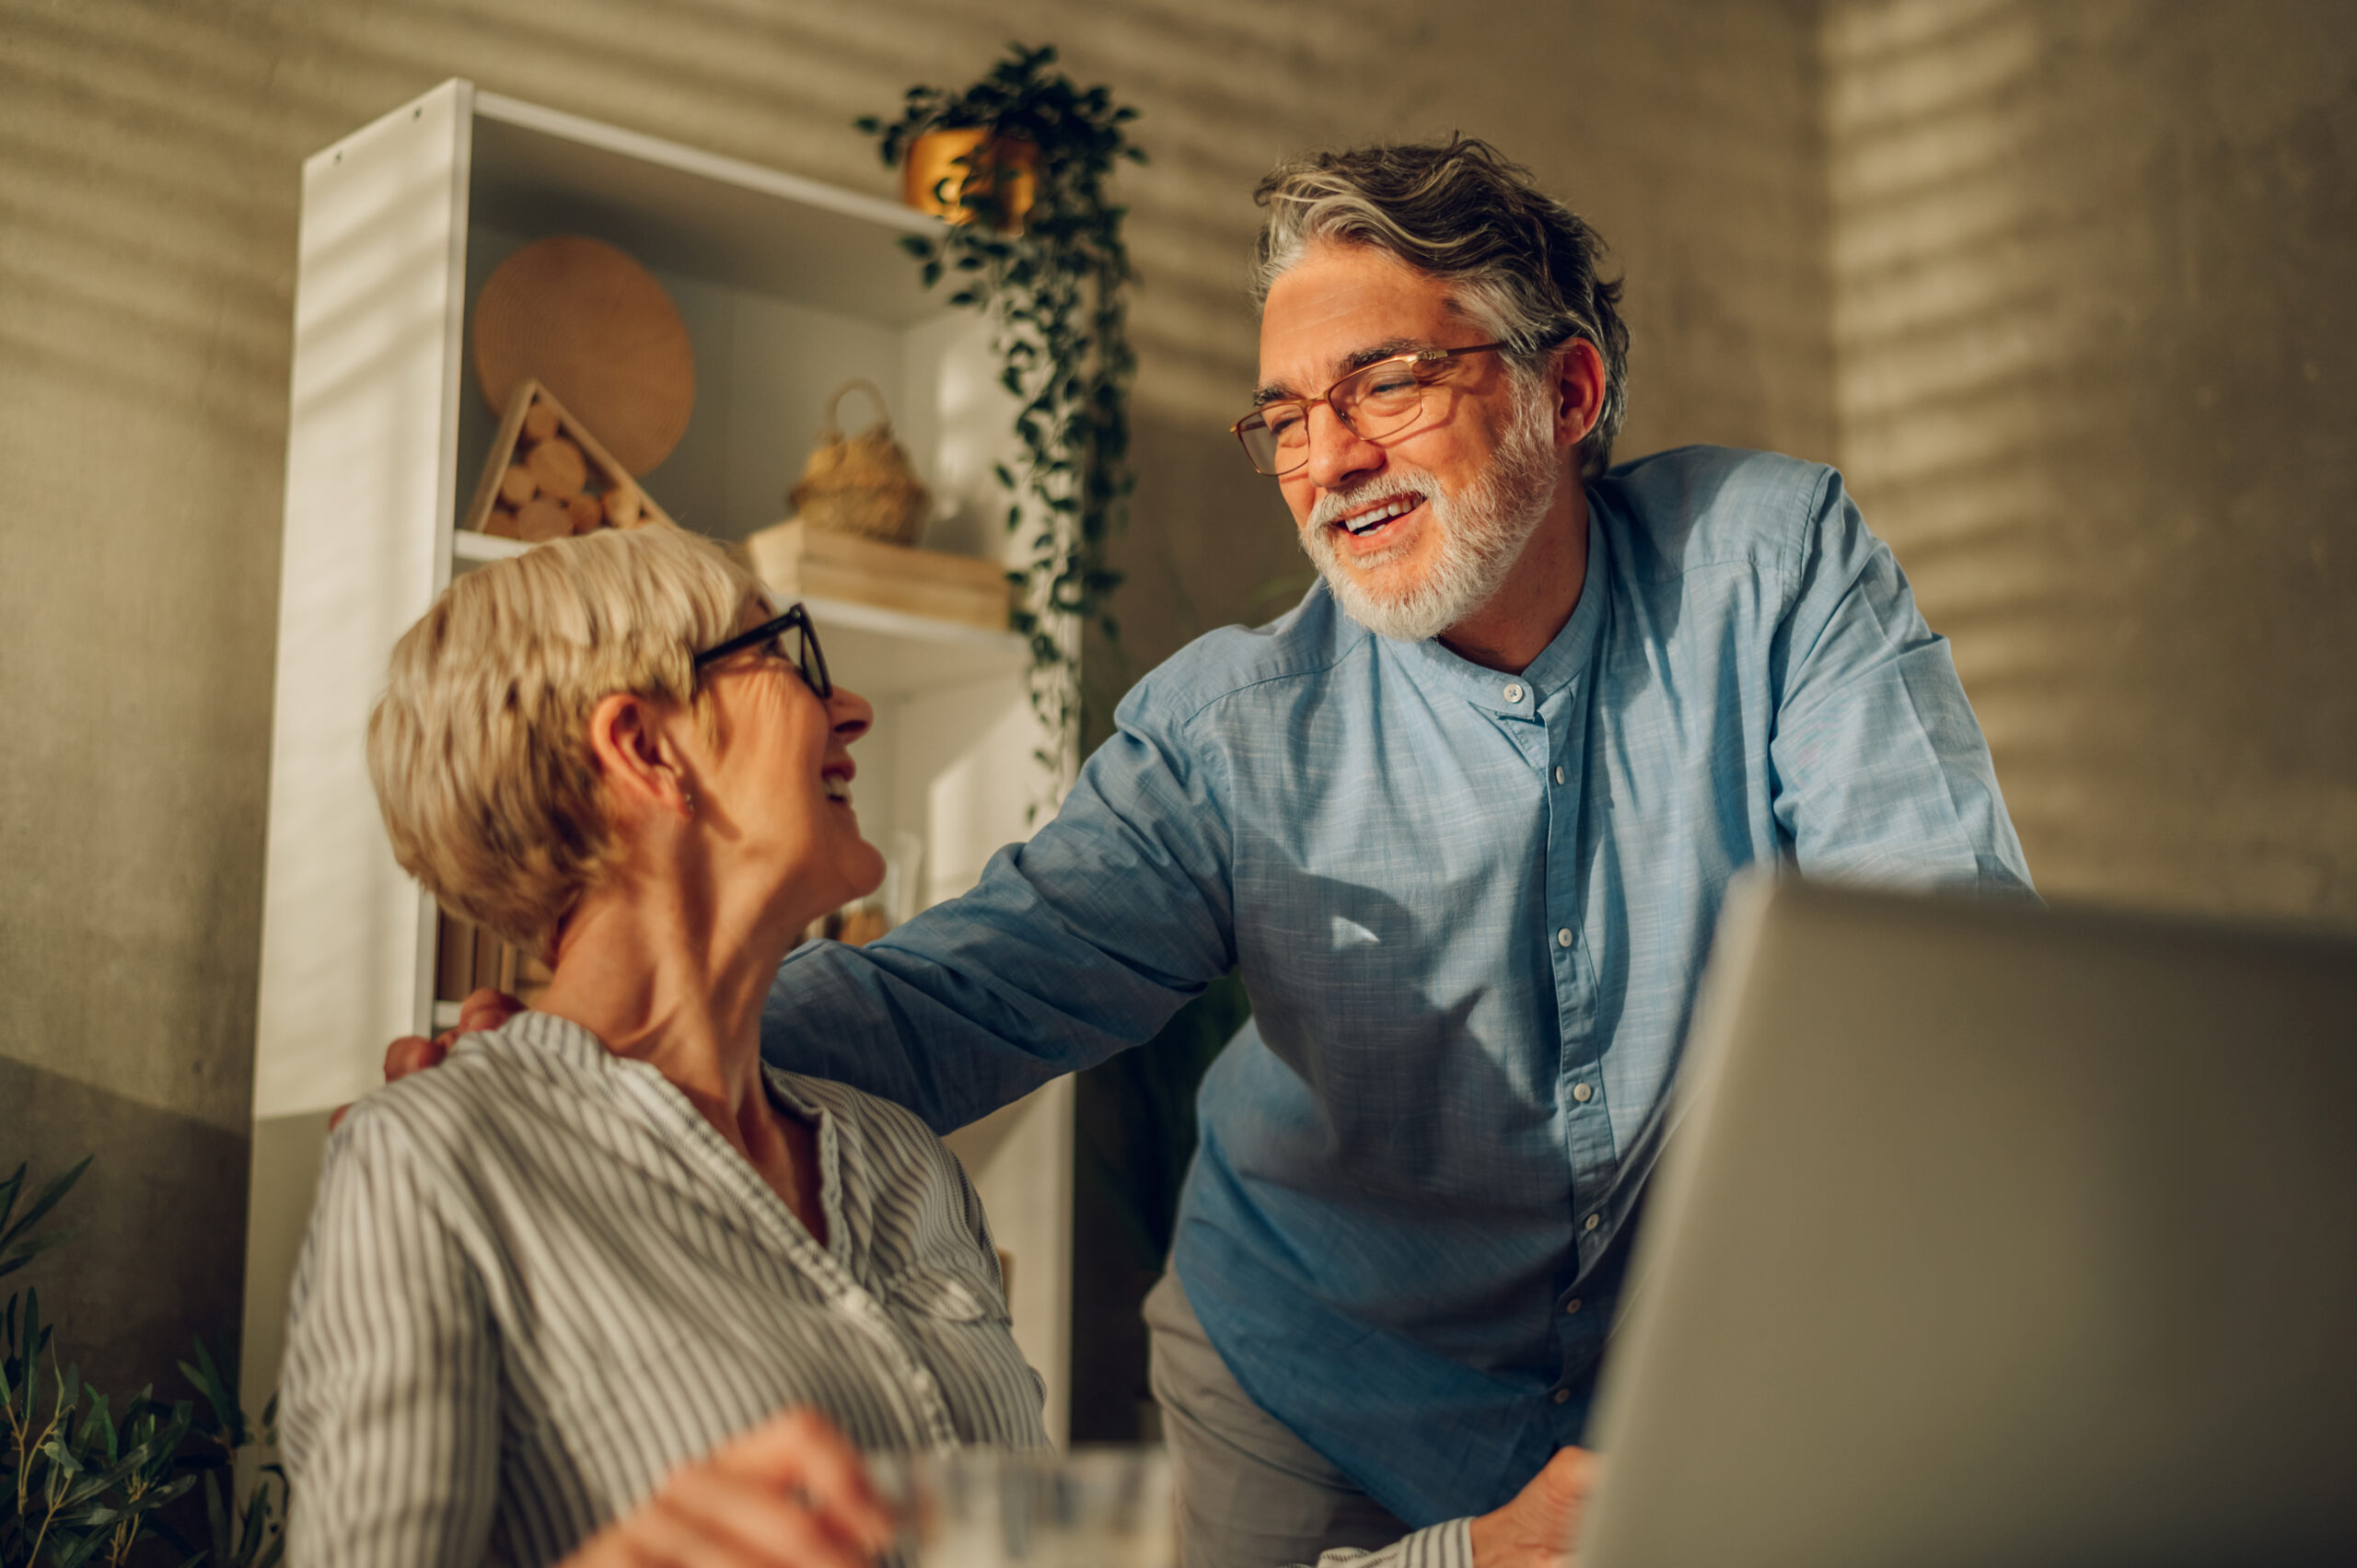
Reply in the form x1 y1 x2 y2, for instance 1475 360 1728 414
1303 1517 1474 1568
280 1110 499 1567
1768 467 2036 895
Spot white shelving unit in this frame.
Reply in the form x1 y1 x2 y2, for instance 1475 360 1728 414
243 80 1074 1443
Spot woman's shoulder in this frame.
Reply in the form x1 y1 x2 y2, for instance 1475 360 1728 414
331 1015 605 1171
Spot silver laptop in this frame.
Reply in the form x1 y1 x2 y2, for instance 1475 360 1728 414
1579 875 2357 1568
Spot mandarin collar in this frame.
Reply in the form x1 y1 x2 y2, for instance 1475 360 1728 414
1392 511 1608 715
481 1010 830 1123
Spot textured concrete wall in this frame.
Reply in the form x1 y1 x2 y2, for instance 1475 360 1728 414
1825 0 2357 923
2 0 1828 1401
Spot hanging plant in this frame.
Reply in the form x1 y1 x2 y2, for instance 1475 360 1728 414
857 44 1144 788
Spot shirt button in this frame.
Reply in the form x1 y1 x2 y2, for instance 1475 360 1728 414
1550 1388 1572 1405
1504 683 1524 703
1572 1082 1594 1103
1557 928 1573 948
1584 1214 1601 1233
1564 1297 1583 1316
1553 765 1565 784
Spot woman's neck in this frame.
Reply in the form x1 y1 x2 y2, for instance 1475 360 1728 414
535 868 801 1147
541 878 831 1247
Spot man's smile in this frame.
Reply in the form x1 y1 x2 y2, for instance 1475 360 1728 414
1321 487 1431 548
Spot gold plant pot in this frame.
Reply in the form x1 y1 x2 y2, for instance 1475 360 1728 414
903 128 1039 231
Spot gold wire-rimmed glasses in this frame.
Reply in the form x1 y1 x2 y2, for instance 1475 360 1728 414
1230 343 1507 477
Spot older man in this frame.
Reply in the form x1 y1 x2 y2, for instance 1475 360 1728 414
761 136 2030 1562
398 140 2030 1566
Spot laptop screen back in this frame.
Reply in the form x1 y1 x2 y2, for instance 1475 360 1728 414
1579 877 2357 1568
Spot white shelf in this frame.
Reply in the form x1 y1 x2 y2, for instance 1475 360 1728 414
802 595 1030 701
470 90 946 325
449 532 1031 700
453 528 530 564
254 80 1069 1447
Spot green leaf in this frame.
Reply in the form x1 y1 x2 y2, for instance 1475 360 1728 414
205 1468 232 1559
182 1335 249 1448
0 1156 90 1255
0 1226 77 1283
238 1480 271 1561
51 1531 110 1568
15 1286 42 1418
43 1431 86 1478
87 1388 116 1463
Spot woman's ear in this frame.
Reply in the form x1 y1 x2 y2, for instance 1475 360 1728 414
585 692 696 823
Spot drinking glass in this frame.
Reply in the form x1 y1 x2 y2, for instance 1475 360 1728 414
871 1446 1175 1568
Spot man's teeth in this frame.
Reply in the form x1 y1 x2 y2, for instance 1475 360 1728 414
822 776 851 802
1342 496 1421 536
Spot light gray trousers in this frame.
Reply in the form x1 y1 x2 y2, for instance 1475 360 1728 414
1144 1271 1411 1568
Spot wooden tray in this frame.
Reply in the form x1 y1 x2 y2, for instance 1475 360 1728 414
471 234 695 477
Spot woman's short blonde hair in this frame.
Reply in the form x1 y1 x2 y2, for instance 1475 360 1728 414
366 525 765 954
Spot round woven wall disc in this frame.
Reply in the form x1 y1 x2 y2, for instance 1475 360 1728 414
473 235 695 476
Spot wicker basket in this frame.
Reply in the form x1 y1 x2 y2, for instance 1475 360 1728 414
788 379 931 546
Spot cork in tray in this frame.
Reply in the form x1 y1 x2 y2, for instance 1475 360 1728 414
461 379 679 542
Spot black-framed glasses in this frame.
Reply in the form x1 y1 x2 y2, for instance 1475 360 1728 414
1230 343 1507 477
691 602 831 699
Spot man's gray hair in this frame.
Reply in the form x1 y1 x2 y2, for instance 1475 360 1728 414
1252 137 1631 481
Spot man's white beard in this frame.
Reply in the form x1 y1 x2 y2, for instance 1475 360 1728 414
1300 385 1562 645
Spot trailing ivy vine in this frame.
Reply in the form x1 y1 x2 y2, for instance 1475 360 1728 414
858 44 1144 787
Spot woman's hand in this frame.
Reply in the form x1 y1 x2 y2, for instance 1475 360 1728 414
560 1409 897 1568
1467 1446 1598 1568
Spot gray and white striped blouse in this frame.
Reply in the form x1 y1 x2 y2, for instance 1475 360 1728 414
280 1010 1049 1567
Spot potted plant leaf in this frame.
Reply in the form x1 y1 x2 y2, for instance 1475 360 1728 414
858 44 1144 788
2 1157 286 1568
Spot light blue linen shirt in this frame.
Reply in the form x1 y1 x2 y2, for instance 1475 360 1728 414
762 445 2033 1526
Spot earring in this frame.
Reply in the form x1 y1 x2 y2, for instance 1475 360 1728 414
680 786 697 818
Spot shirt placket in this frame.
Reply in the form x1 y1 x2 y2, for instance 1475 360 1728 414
619 1073 963 1449
1539 673 1617 1420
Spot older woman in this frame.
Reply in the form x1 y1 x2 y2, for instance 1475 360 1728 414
280 525 1048 1567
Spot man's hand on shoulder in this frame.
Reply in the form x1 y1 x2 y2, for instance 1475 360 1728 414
1469 1446 1597 1568
327 988 526 1130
